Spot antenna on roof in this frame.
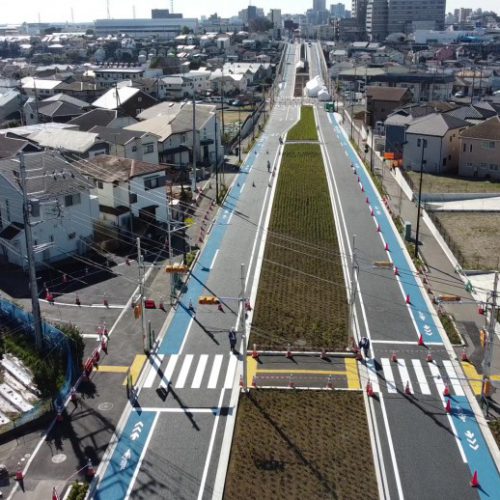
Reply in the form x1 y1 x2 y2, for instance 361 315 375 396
106 0 111 19
133 5 136 19
170 0 174 14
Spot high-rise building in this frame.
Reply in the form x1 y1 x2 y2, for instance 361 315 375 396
314 0 327 10
151 9 182 19
247 5 258 22
352 0 368 35
330 3 347 18
366 0 387 40
387 0 445 34
269 9 283 28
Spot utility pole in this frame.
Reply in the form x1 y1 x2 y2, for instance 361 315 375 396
240 263 248 392
19 153 43 351
414 139 427 259
214 115 219 204
348 235 358 343
191 93 197 193
137 237 148 354
238 106 242 163
482 271 498 406
166 198 175 305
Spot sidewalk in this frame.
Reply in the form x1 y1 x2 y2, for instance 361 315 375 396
379 157 500 417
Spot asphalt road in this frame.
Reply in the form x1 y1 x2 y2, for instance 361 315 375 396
91 42 302 500
310 42 499 499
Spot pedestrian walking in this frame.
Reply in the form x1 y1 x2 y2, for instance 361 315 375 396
358 336 370 359
188 299 195 317
267 160 271 172
228 328 237 354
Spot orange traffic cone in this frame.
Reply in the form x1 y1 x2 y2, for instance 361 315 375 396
377 224 381 232
366 381 374 397
404 381 412 395
285 345 293 359
461 348 469 362
385 242 389 251
361 185 365 192
320 348 327 360
52 486 60 500
103 296 109 307
15 463 23 481
391 351 398 362
365 196 369 204
325 376 333 390
406 294 411 304
418 334 424 346
251 344 259 360
394 267 399 276
470 471 479 488
443 383 450 397
86 458 95 478
370 207 374 216
445 399 452 413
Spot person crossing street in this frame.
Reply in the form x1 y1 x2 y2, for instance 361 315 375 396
228 327 237 354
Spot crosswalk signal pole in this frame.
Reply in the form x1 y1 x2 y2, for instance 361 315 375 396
240 263 248 392
348 235 358 344
482 271 498 407
137 238 148 354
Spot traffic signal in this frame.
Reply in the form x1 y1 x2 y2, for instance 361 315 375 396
165 263 189 273
198 296 220 305
480 329 487 348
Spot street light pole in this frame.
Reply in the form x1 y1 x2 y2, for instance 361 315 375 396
348 235 358 343
238 106 242 163
482 271 498 407
414 139 427 260
191 93 197 194
137 237 148 354
240 263 248 392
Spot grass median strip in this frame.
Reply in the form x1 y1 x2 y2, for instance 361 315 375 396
287 106 318 141
224 391 377 500
251 143 348 350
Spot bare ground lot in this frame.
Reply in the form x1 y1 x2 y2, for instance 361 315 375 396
224 390 377 500
432 212 500 270
406 171 500 194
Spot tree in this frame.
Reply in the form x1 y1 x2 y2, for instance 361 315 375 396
181 26 192 35
249 17 273 33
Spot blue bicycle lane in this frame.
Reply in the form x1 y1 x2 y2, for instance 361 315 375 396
93 141 262 500
327 112 500 498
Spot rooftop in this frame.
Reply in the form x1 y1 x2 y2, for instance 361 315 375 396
460 116 500 140
92 87 141 110
28 129 101 153
406 113 469 137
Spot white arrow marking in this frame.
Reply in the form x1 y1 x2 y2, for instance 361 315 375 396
465 430 474 439
133 422 143 429
469 444 479 451
130 431 141 441
458 413 467 422
467 438 477 446
419 312 426 321
120 449 132 470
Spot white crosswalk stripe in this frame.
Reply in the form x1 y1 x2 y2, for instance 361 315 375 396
376 358 463 397
145 353 238 390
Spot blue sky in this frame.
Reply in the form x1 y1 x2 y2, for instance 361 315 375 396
3 0 498 23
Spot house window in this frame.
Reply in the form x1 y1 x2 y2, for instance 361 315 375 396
481 141 495 149
180 134 186 143
490 164 498 171
130 193 138 204
136 109 143 115
64 193 81 207
470 144 472 152
30 202 40 218
68 232 76 239
463 143 466 152
138 96 142 103
97 180 104 189
132 146 137 152
5 200 10 221
144 176 159 190
50 235 54 242
143 143 154 154
442 158 446 166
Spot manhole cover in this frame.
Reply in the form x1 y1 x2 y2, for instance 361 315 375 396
52 454 67 464
98 402 113 411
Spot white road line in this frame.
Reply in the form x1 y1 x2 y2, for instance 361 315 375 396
428 362 445 395
175 354 193 389
159 355 178 388
396 359 413 394
125 412 160 499
381 358 398 393
366 358 380 393
443 360 465 396
226 211 234 225
371 340 421 345
223 355 238 389
240 183 246 194
135 408 218 413
208 355 223 389
192 354 208 389
143 354 165 388
209 249 220 270
411 359 431 395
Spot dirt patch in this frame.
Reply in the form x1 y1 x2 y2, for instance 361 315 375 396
250 143 348 350
432 213 500 270
406 172 500 194
224 390 377 500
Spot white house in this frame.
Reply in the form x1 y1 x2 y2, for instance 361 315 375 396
73 155 169 229
162 76 193 100
403 113 469 174
21 77 63 98
0 152 99 267
89 126 160 164
184 70 212 94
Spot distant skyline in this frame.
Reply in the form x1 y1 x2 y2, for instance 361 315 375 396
1 0 498 23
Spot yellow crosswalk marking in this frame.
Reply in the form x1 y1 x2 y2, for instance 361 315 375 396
345 358 360 389
246 356 257 387
98 365 129 374
122 354 147 386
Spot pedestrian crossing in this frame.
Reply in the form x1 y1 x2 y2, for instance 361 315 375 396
365 357 465 396
143 353 239 391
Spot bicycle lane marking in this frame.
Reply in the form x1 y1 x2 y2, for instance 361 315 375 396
328 112 443 345
451 396 500 497
94 410 158 500
157 142 261 355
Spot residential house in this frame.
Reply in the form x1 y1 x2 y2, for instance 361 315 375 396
89 126 160 164
0 89 24 125
184 70 212 95
210 70 248 94
92 87 157 119
55 80 103 102
0 152 99 267
23 93 90 125
67 109 137 132
458 116 500 180
20 77 62 98
126 102 220 166
162 76 193 100
28 129 109 159
366 86 413 128
94 67 145 90
403 113 469 174
0 135 41 159
73 154 169 229
444 102 497 125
